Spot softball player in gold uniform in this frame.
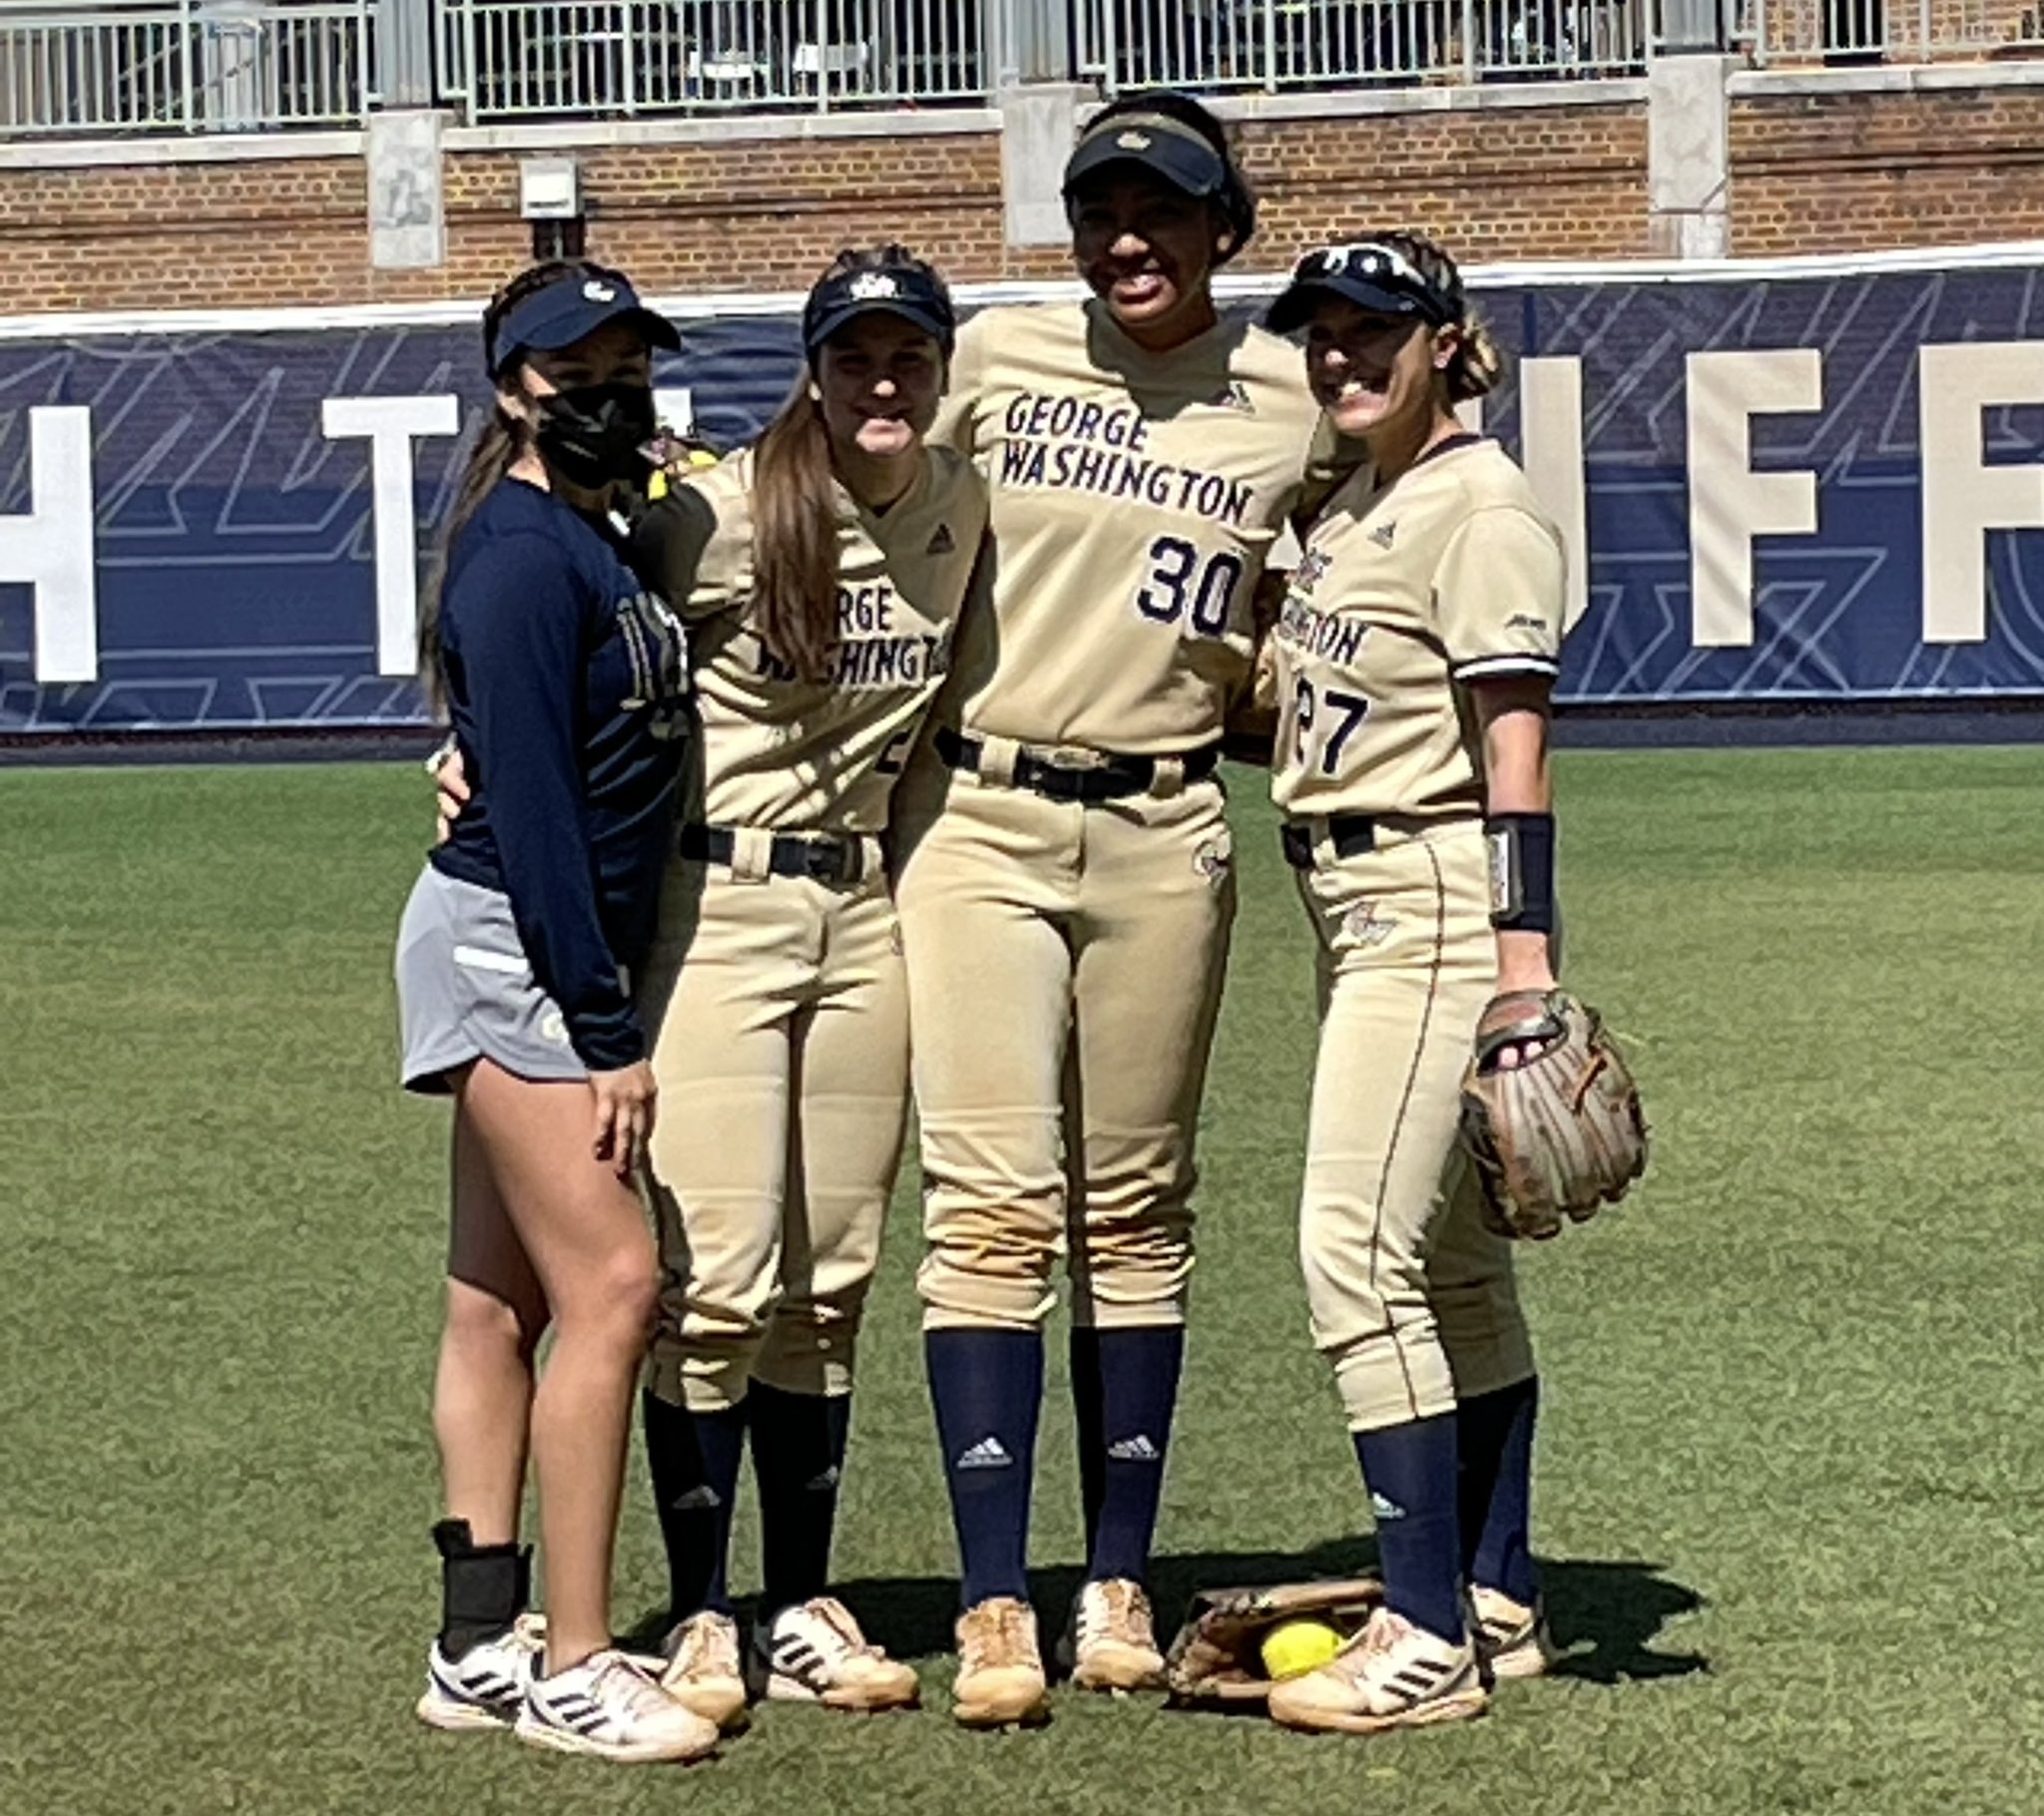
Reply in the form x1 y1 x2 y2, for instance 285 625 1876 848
1250 234 1569 1735
891 94 1338 1725
629 249 986 1722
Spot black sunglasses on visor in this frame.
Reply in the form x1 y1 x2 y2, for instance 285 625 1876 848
1266 242 1462 334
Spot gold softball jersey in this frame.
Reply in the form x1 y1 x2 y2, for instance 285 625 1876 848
1271 437 1564 822
1275 436 1562 1434
629 444 984 1415
635 444 987 832
932 299 1327 754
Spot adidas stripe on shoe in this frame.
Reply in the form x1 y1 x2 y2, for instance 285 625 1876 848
415 1613 545 1732
1470 1584 1557 1681
1267 1606 1488 1736
758 1596 919 1711
515 1650 720 1764
1063 1579 1166 1693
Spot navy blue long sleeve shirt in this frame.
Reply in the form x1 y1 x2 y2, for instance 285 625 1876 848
430 479 689 1071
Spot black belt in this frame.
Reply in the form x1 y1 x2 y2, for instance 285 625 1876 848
679 824 868 884
1280 815 1378 870
935 727 1223 804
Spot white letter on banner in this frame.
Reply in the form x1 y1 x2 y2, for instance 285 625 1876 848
1686 350 1821 649
1454 363 1587 630
1918 342 2044 645
321 394 462 676
0 407 100 683
1520 357 1589 632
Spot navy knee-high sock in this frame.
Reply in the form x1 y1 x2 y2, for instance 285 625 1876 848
642 1388 747 1620
1071 1326 1183 1587
750 1380 851 1618
926 1328 1043 1609
1352 1413 1465 1644
1456 1376 1539 1604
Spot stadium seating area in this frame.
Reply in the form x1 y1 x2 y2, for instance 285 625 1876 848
0 0 2039 138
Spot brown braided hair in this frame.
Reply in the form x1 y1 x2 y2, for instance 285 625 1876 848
1368 229 1505 404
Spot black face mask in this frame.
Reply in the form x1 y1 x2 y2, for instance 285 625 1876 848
533 382 657 489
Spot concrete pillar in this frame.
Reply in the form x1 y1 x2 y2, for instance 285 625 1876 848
999 81 1085 248
367 108 447 270
1647 54 1737 260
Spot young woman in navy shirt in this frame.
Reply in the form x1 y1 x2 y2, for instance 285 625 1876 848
395 260 710 1764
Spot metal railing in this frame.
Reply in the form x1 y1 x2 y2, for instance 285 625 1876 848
0 0 370 132
1 0 2042 136
436 0 987 119
1074 0 1650 88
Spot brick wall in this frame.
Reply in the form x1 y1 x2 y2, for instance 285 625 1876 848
1731 88 2044 253
1754 0 2031 63
1240 105 1651 263
0 82 2038 313
0 105 1647 313
0 133 1008 312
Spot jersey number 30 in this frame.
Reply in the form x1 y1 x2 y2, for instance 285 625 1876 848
1293 677 1370 775
1135 536 1245 636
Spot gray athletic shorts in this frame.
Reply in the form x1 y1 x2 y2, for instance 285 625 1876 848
395 866 588 1094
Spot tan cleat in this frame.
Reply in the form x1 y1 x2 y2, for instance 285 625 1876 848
952 1595 1051 1728
1268 1606 1488 1735
1469 1584 1557 1681
758 1596 919 1712
657 1609 750 1730
1064 1579 1167 1693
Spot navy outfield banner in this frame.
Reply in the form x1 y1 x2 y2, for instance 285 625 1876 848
4 256 2044 732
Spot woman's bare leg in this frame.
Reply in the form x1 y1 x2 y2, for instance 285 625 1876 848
458 1060 660 1673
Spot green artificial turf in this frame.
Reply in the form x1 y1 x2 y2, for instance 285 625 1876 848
3 747 2041 1815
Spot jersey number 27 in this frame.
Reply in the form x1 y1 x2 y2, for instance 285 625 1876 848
1292 676 1370 776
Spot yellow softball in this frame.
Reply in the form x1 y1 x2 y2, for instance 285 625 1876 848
1260 1617 1345 1681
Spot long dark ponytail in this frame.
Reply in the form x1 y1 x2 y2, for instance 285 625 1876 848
750 365 841 686
417 258 611 713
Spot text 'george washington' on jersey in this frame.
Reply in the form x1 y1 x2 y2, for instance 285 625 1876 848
1272 436 1566 821
933 299 1327 755
631 444 987 832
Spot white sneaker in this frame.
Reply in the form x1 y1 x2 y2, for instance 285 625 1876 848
1267 1606 1488 1735
414 1612 545 1731
1063 1579 1167 1692
658 1609 750 1729
1470 1584 1557 1680
515 1650 720 1763
757 1596 920 1711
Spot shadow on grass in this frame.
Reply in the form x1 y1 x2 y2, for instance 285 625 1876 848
625 1540 1707 1686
